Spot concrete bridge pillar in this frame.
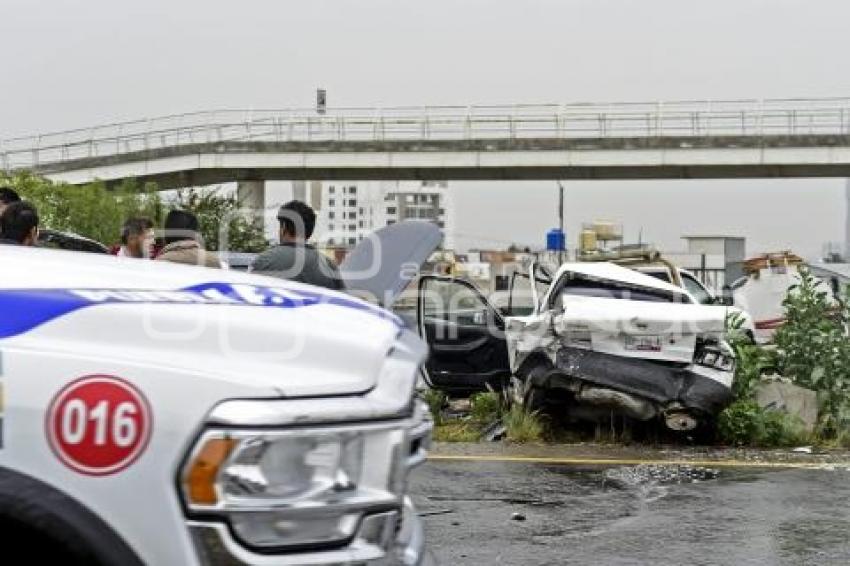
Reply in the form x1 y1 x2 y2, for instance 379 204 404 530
237 180 266 229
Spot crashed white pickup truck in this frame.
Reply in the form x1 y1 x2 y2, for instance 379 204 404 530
0 245 431 565
417 261 736 431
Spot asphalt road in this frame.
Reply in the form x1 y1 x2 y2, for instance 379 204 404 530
410 456 850 565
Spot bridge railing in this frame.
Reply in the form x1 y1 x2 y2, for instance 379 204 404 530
3 98 850 171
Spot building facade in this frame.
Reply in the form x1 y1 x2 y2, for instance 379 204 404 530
306 181 453 249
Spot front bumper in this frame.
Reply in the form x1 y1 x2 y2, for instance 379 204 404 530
189 496 426 566
184 330 432 565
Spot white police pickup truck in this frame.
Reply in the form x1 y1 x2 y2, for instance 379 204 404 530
0 244 432 565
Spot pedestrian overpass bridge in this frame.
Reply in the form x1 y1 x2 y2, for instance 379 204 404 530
4 98 850 190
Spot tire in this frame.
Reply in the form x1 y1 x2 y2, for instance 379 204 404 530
524 384 546 413
0 467 144 565
517 362 551 413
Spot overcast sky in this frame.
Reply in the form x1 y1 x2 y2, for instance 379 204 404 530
2 0 850 257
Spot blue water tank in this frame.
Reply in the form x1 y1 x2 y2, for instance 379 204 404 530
546 228 565 251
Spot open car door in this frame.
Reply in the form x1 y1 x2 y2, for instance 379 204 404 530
417 275 510 395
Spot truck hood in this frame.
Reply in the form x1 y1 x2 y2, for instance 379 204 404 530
0 246 407 398
341 221 443 306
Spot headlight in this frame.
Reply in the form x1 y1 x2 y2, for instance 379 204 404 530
180 423 415 550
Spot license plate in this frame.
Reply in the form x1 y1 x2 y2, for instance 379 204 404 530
624 335 663 352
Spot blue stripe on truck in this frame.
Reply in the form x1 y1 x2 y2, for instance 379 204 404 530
0 282 401 339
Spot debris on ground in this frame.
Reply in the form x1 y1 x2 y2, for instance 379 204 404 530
792 446 813 454
447 398 471 415
482 422 507 442
510 512 527 521
418 508 455 518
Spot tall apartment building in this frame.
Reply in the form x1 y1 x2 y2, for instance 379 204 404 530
308 181 453 249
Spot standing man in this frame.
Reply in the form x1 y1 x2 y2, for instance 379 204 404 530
0 201 39 246
0 187 21 216
251 200 345 290
117 217 154 258
156 209 220 268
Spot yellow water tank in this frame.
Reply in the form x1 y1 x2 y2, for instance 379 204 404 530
593 221 618 240
580 229 598 252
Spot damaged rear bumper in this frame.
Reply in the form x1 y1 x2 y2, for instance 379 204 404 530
553 347 733 417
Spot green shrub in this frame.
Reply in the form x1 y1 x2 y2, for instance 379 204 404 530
774 268 850 436
470 391 502 423
3 171 162 245
717 400 763 446
0 172 267 252
420 389 446 426
718 400 809 447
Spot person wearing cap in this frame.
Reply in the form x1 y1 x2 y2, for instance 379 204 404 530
250 200 345 290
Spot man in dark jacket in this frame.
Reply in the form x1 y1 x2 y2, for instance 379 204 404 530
251 200 345 290
0 201 39 246
0 187 21 217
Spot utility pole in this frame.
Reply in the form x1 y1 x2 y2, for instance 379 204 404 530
557 181 565 264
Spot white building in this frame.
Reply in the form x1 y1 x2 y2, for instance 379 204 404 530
296 180 454 249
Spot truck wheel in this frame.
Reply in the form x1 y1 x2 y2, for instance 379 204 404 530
524 385 546 413
518 364 550 413
0 467 144 566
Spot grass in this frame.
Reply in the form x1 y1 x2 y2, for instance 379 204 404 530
432 421 483 442
503 403 545 443
426 388 548 443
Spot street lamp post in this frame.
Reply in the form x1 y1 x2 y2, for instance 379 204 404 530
557 181 565 264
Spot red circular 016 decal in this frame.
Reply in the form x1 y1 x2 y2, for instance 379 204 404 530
46 375 153 476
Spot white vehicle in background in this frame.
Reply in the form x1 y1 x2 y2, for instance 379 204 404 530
0 245 432 565
417 261 736 431
730 252 810 343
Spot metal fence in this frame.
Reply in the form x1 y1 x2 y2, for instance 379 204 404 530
4 97 850 171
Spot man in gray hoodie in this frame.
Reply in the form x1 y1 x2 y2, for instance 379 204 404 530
250 200 345 291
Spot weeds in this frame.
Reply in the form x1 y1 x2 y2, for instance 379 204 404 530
503 403 545 443
470 390 502 423
432 421 481 442
421 389 447 426
717 399 811 447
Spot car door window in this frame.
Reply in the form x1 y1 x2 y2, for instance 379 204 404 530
681 274 714 305
421 278 492 326
508 272 535 316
